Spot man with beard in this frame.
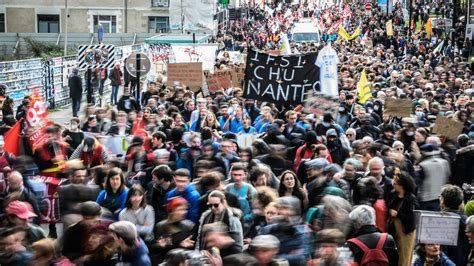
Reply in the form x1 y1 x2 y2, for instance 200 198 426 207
375 124 396 147
326 129 350 166
258 196 308 266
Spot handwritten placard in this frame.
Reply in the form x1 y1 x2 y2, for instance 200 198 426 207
206 69 234 92
232 64 246 87
384 99 412 117
167 62 203 88
415 211 460 246
433 116 464 140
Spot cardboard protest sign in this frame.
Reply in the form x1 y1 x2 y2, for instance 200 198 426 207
205 69 234 92
433 116 464 140
384 99 412 117
305 94 339 118
232 64 246 87
244 50 320 104
167 62 203 89
207 73 233 92
415 211 460 246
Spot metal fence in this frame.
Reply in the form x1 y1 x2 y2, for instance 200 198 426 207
0 33 158 57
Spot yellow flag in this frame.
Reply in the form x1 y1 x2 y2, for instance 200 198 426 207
338 26 360 41
386 20 393 36
338 26 351 40
357 69 372 104
350 27 361 40
425 18 432 37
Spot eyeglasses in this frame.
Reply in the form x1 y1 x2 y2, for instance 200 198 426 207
207 203 220 209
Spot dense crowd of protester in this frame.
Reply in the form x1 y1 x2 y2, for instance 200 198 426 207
0 1 473 265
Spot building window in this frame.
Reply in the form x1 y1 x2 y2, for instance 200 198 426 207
38 15 60 33
148 16 169 33
152 0 169 7
0 14 4 32
93 15 116 33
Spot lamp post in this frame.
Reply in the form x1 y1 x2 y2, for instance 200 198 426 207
64 0 68 56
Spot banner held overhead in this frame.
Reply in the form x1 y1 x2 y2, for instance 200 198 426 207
243 50 320 105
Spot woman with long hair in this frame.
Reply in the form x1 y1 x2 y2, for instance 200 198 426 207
96 167 129 220
201 111 221 131
387 169 419 266
119 184 155 243
413 243 455 266
278 170 308 211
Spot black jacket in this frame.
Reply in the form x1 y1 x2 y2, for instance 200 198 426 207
68 75 83 99
387 192 419 234
117 96 141 113
106 123 132 136
452 145 474 186
347 225 399 266
283 124 306 139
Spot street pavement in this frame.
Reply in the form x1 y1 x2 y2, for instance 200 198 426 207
48 89 115 124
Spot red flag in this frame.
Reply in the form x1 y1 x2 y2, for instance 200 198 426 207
4 118 23 156
28 120 54 151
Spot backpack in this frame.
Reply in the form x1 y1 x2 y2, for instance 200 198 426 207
347 233 389 266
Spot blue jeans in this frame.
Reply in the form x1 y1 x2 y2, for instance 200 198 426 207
111 85 119 104
72 98 81 117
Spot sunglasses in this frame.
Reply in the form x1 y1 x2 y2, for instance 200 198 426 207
207 203 220 209
346 134 353 137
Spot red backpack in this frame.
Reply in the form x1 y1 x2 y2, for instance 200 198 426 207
347 233 389 266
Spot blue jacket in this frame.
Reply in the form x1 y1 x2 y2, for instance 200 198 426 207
165 184 200 223
237 126 257 134
121 238 151 266
413 252 456 266
259 223 308 266
96 187 129 220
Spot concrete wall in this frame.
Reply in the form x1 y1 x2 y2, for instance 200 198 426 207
2 0 181 33
6 8 36 33
64 9 90 33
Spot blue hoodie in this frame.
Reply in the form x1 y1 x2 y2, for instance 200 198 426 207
165 183 201 223
121 238 151 266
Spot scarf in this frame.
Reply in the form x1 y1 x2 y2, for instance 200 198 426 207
424 255 440 266
115 68 122 85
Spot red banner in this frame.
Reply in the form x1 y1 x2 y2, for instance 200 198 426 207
36 175 68 224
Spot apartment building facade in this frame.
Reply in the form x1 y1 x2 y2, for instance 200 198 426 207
0 0 236 34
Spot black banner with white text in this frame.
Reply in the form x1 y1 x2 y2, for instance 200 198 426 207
244 50 320 105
